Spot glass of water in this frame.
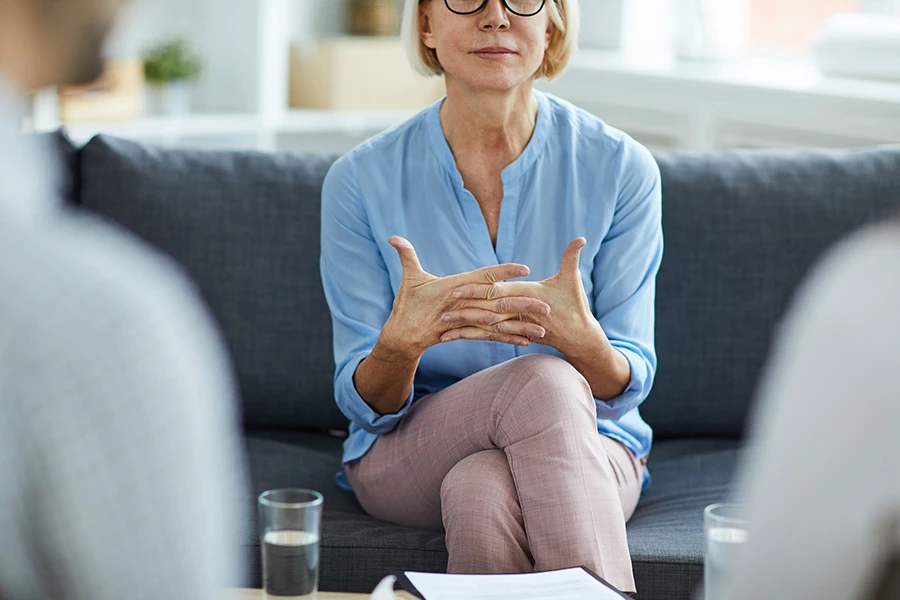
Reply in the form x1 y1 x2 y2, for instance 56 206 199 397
704 503 748 600
259 489 324 599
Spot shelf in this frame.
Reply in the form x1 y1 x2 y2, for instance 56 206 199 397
52 109 420 145
538 49 900 151
560 49 900 107
277 108 419 134
57 114 260 143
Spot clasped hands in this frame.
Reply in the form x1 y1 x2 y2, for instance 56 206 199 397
379 236 604 359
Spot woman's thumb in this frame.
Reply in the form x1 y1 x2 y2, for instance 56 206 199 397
389 236 424 275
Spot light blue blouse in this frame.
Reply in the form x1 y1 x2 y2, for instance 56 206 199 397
321 90 663 491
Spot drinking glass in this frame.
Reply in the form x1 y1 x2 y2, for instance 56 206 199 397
259 489 324 599
704 503 749 600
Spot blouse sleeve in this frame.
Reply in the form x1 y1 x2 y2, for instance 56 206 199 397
320 155 414 433
590 139 664 421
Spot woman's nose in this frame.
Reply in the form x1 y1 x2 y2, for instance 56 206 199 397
477 0 511 30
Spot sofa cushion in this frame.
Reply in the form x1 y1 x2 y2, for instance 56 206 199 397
243 430 741 599
649 147 900 439
78 136 346 431
628 438 742 599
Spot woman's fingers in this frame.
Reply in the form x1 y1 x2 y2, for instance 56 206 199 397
558 237 587 279
448 296 550 316
388 236 427 277
451 280 535 301
464 263 531 285
441 317 545 340
441 310 546 338
440 326 533 347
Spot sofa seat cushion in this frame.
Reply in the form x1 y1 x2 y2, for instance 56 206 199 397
629 438 743 599
243 430 742 599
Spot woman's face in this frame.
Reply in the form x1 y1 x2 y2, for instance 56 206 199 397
420 0 554 93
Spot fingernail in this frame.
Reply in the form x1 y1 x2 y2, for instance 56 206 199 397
441 314 452 322
452 292 462 299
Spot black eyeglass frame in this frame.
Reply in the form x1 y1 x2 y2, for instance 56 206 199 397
443 0 547 18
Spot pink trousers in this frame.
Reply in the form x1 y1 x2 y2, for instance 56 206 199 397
345 354 646 594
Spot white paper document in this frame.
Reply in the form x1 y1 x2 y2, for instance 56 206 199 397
404 568 626 600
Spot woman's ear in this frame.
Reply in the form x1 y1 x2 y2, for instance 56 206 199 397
420 4 437 50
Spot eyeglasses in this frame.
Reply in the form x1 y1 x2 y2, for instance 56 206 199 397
443 0 547 18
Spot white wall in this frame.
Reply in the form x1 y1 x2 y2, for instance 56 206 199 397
192 0 260 113
621 0 676 58
290 0 346 39
105 0 197 58
863 0 900 13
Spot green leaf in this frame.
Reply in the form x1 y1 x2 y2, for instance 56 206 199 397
142 37 203 84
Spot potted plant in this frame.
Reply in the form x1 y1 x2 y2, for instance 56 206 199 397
142 37 203 116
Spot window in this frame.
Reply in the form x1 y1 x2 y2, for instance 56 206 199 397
747 0 900 52
621 0 900 61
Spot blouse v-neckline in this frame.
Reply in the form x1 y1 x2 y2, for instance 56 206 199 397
425 90 552 265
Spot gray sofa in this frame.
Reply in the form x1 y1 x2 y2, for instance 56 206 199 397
56 131 900 600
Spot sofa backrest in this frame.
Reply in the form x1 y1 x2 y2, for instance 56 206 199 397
648 147 900 439
73 135 900 437
78 135 346 431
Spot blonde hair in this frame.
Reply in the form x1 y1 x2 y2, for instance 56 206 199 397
401 0 579 80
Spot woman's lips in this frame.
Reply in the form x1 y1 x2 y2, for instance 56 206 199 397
473 47 516 58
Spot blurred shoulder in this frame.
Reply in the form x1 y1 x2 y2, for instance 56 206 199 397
0 210 222 365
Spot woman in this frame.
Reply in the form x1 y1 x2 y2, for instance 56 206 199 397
320 0 662 592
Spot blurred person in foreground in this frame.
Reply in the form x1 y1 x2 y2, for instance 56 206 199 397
720 221 900 600
0 0 245 598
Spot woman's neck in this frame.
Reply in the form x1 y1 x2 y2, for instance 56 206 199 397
440 79 538 167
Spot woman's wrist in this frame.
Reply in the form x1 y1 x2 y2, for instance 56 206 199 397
374 321 423 363
356 328 423 417
595 346 632 400
563 320 631 401
557 313 605 359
